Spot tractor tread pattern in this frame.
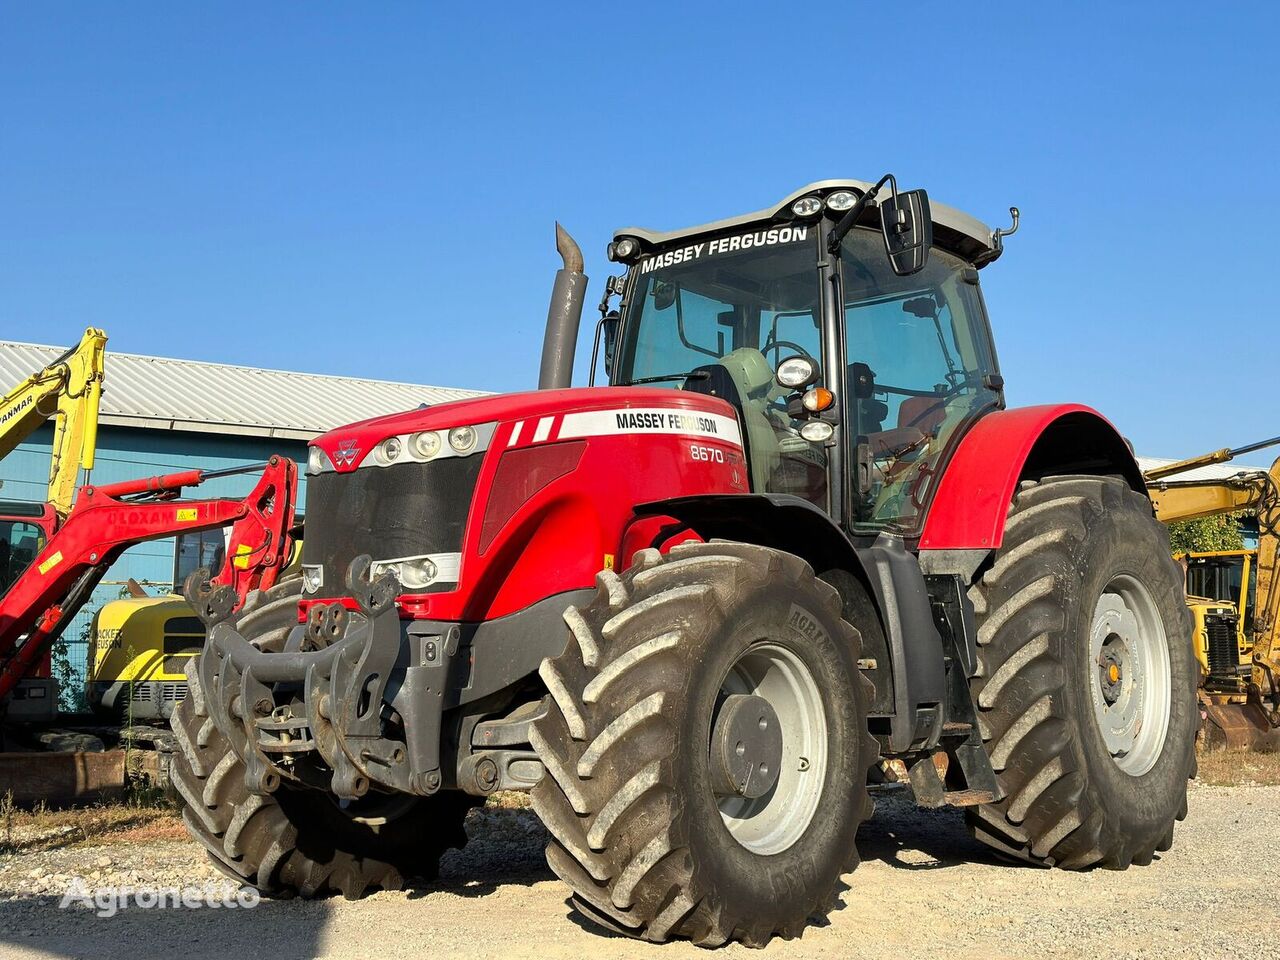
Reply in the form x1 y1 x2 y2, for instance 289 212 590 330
966 477 1194 868
531 541 877 948
171 575 472 898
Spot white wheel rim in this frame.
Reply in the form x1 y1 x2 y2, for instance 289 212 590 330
714 642 827 855
1088 575 1172 776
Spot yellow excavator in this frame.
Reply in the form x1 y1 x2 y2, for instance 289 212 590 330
1144 436 1280 749
0 328 107 720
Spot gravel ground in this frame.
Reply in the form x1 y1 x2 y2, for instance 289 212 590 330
0 781 1276 960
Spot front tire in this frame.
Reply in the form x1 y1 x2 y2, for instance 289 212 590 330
172 575 477 897
531 542 877 947
967 476 1196 868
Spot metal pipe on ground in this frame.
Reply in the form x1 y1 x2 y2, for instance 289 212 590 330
538 223 588 390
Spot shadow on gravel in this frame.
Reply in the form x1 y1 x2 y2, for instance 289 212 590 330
0 893 335 960
857 790 1013 871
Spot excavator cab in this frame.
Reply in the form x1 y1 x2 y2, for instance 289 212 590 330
0 502 54 597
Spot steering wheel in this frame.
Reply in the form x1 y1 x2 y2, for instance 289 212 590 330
766 339 817 366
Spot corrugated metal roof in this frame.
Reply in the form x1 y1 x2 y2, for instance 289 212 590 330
1137 456 1270 484
0 338 489 441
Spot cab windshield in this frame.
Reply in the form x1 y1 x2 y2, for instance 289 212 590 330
616 224 828 506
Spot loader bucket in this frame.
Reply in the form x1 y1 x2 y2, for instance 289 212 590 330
1199 695 1280 752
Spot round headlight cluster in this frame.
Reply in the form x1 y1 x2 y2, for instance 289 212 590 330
776 356 818 389
377 436 402 465
791 196 822 217
614 238 638 258
826 190 857 212
412 431 442 459
449 425 477 454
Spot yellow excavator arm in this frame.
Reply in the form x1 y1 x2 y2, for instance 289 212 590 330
1144 438 1280 744
0 328 107 516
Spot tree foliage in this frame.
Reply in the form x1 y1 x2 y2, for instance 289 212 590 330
1166 513 1246 555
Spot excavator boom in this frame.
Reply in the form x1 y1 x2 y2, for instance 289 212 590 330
0 456 297 703
0 328 107 516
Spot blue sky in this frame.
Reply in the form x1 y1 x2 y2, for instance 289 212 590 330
2 3 1275 458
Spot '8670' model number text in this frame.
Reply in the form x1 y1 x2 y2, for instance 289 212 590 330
688 444 725 463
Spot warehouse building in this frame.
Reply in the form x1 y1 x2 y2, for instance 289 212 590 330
0 339 486 707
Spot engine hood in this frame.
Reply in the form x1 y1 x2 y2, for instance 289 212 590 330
309 387 741 474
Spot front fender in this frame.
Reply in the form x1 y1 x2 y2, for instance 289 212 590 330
918 404 1144 552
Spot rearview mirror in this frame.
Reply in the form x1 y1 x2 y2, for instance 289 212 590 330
879 189 932 276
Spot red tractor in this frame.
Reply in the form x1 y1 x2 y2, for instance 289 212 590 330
174 178 1196 947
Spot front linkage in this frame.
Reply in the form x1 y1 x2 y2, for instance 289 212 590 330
187 555 452 802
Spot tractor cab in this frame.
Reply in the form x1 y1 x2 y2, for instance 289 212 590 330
605 179 1010 537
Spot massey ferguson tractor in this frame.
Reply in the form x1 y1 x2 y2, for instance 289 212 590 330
174 178 1197 947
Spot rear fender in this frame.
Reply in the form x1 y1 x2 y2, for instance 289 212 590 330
919 404 1144 553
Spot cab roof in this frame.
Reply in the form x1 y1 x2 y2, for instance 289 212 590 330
613 179 1003 267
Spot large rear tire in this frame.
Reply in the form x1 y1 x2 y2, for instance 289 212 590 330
531 542 877 947
966 476 1196 868
171 575 477 897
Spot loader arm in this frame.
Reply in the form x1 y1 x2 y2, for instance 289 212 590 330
1144 445 1280 738
0 455 297 702
0 328 107 517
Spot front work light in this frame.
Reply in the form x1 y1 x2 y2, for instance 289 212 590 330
776 356 819 389
791 196 822 217
799 420 835 443
826 190 857 212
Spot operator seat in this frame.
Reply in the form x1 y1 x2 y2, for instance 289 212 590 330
685 348 782 488
868 394 948 459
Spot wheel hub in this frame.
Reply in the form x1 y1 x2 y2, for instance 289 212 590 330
1088 576 1173 776
713 642 827 855
710 694 783 799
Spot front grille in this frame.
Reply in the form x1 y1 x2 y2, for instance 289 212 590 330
302 457 482 598
1204 615 1239 684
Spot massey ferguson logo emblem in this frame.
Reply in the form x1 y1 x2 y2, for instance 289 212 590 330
333 439 361 467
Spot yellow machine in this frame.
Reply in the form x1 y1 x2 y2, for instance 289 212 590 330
86 537 301 721
1145 438 1280 749
0 328 107 720
0 327 107 518
86 593 204 721
1179 550 1254 687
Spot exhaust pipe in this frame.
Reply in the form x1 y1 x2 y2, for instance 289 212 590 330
538 222 588 390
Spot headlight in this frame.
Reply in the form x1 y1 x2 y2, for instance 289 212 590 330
799 420 835 443
449 425 477 454
411 431 442 459
399 556 438 590
826 190 857 212
376 437 402 464
370 555 440 591
791 196 822 217
776 356 818 389
613 237 638 259
307 446 329 474
301 564 324 594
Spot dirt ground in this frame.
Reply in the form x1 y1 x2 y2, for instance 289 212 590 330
0 775 1277 960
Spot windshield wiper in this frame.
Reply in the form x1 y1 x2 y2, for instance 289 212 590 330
618 371 713 386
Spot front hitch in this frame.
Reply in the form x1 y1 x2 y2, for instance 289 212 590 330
190 556 434 801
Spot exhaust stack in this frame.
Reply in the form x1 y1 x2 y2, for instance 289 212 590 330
538 223 588 390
